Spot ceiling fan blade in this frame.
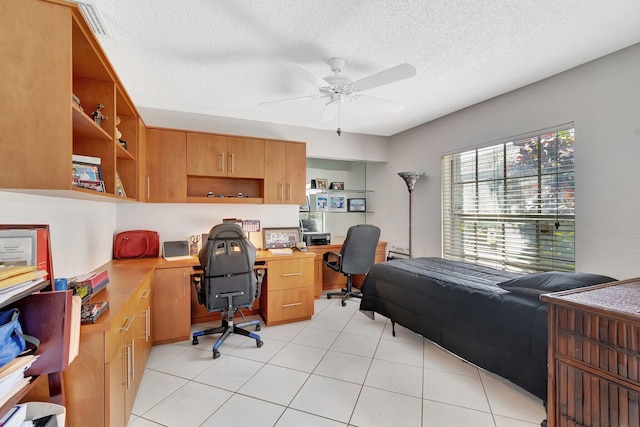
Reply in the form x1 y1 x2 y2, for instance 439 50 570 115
286 63 331 88
351 94 405 113
320 100 339 123
351 63 416 92
258 94 328 107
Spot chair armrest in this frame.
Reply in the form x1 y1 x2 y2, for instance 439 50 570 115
323 251 342 272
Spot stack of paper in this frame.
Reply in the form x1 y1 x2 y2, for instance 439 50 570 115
0 266 47 306
0 355 38 408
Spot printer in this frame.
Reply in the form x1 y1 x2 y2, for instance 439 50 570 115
302 232 331 246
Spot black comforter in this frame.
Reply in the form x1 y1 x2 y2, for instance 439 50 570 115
359 257 549 400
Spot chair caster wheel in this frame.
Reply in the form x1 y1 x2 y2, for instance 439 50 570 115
327 294 332 299
213 350 220 359
192 338 199 345
256 340 263 348
341 300 346 307
255 325 261 331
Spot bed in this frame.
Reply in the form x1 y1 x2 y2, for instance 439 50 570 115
359 257 616 400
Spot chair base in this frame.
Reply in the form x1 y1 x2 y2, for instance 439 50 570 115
192 317 262 359
327 287 362 306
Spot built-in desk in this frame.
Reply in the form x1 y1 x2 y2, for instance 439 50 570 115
305 240 387 297
64 250 316 426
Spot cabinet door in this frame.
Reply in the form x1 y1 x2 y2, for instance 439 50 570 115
146 129 187 202
107 329 127 427
187 133 227 177
152 267 191 344
285 142 306 204
264 140 287 203
227 137 264 178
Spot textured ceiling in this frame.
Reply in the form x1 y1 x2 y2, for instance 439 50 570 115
89 0 640 137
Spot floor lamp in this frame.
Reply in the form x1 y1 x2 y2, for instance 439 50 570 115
398 171 425 258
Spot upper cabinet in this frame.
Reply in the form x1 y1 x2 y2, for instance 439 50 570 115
0 0 142 200
146 129 187 203
186 134 264 179
264 140 306 205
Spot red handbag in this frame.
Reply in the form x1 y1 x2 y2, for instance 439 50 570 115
113 230 160 259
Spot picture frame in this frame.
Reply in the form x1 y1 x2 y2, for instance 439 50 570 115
314 178 329 189
329 182 344 190
72 161 105 193
310 194 328 211
329 195 347 212
348 198 367 212
299 196 310 212
262 227 300 249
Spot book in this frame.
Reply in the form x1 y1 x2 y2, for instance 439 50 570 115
71 154 100 165
0 355 38 379
0 377 30 408
0 270 46 290
81 301 109 324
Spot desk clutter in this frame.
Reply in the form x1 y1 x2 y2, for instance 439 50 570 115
67 269 110 324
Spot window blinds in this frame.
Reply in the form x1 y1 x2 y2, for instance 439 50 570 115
442 128 575 273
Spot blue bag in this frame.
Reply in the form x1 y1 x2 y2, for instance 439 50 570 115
0 308 40 367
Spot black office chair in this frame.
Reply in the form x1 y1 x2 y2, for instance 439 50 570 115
191 223 264 359
324 224 381 306
300 218 318 233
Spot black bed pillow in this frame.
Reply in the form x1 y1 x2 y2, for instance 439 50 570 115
497 272 617 298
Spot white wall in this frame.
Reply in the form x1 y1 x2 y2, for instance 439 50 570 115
0 191 116 278
372 43 640 279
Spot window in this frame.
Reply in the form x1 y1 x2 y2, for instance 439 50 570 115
442 127 575 273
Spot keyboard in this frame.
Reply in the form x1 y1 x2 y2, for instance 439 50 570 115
268 248 293 256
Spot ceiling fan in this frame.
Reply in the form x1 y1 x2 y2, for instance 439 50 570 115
259 57 416 135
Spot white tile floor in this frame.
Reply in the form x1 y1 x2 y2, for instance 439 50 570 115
128 295 547 427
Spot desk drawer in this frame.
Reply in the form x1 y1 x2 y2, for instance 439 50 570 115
267 258 313 291
555 306 640 386
265 287 313 325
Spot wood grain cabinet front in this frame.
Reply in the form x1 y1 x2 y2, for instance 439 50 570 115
145 129 187 202
260 257 314 325
542 278 640 427
152 266 192 344
264 140 306 204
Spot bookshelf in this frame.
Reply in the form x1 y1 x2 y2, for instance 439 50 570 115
0 225 74 419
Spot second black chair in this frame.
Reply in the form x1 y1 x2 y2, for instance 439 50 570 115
324 224 381 306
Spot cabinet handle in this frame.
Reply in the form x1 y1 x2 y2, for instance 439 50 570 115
281 272 302 277
141 289 151 299
126 344 131 389
287 182 292 201
121 315 135 332
279 182 284 201
230 153 235 174
146 176 150 200
220 152 225 173
183 271 187 296
130 338 135 381
143 307 150 342
282 302 302 308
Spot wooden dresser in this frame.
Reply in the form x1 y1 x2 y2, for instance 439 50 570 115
541 278 640 427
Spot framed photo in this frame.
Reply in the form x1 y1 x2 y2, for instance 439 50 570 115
310 194 328 211
299 196 310 212
329 195 347 212
72 161 105 192
263 227 300 249
315 178 329 189
348 198 366 212
329 182 344 190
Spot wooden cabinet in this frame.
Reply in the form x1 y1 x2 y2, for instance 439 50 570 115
542 278 640 427
152 266 191 344
259 256 314 325
145 128 187 202
186 134 264 179
265 140 307 204
0 0 142 200
63 260 154 427
185 133 265 202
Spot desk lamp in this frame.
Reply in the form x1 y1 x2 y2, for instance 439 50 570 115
398 171 425 258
